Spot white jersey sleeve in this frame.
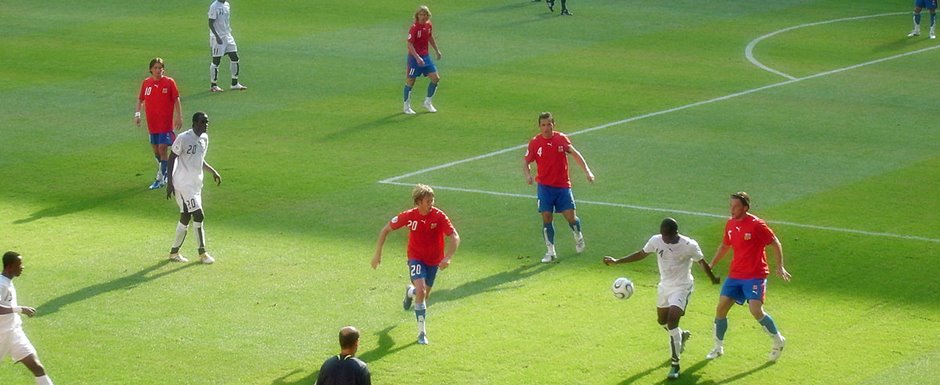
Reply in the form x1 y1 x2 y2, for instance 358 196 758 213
0 277 21 330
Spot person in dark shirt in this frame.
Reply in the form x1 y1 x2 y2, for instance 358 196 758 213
316 326 371 385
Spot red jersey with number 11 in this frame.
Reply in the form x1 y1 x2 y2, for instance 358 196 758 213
408 21 433 56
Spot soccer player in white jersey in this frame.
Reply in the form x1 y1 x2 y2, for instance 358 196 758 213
208 0 247 92
166 112 222 264
603 218 719 380
0 251 55 385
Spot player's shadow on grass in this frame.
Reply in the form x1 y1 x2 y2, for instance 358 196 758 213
12 186 140 224
318 113 411 143
617 359 670 385
37 259 198 317
674 360 773 385
270 325 414 385
430 262 556 305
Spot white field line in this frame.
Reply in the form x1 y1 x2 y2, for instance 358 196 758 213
379 15 940 244
745 12 908 80
382 181 940 244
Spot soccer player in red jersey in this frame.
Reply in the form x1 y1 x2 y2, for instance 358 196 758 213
402 5 443 115
135 57 182 190
372 184 460 345
523 112 594 263
706 192 792 362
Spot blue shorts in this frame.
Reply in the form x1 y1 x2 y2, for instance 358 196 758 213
406 55 437 78
408 260 440 288
720 277 767 305
915 0 937 9
150 132 175 146
537 184 576 213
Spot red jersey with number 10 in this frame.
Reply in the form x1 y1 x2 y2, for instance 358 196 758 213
723 213 775 279
525 132 573 188
138 76 180 134
389 206 455 266
408 21 433 56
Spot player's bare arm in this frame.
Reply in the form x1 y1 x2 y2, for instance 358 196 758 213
166 152 178 199
709 243 731 270
203 162 221 185
439 231 460 270
371 224 394 269
134 100 144 127
0 305 36 317
522 158 534 185
603 250 650 265
173 98 183 131
429 36 441 60
698 259 721 284
407 42 424 66
769 237 791 282
568 146 595 183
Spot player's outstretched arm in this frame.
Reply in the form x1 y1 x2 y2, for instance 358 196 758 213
603 250 649 265
439 231 460 270
371 224 394 269
568 146 595 183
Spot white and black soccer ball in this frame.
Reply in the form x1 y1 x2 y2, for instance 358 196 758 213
611 277 634 300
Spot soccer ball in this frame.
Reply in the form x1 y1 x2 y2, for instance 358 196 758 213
611 277 634 300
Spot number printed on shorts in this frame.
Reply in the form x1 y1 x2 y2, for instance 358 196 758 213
186 198 197 211
410 263 422 276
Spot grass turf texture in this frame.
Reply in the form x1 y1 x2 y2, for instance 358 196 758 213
2 0 939 384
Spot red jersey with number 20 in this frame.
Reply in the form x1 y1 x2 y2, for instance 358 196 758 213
389 206 455 266
723 213 776 280
138 76 180 134
525 132 573 188
408 21 433 56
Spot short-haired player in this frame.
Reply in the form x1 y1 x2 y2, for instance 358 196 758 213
1 251 55 385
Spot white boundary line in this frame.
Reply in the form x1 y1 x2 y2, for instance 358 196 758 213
379 15 940 244
745 12 907 79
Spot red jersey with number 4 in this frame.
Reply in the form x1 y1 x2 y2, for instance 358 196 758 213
138 76 179 134
723 213 775 279
525 132 572 188
389 206 455 266
408 21 433 56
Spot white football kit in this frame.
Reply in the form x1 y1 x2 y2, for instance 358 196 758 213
171 129 209 213
208 0 237 56
0 276 36 362
642 234 704 310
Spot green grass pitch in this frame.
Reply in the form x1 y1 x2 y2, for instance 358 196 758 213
2 0 939 384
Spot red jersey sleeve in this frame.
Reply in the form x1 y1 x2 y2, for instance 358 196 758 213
388 210 411 230
168 78 179 99
138 78 148 102
754 217 776 246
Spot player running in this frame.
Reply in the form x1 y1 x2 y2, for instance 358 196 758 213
402 5 443 114
523 112 595 263
371 184 460 345
1 251 55 385
604 218 720 380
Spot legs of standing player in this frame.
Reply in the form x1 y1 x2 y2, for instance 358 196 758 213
19 352 54 385
403 76 417 115
210 56 224 92
911 6 924 36
657 306 687 379
190 209 214 263
150 143 169 189
931 8 937 39
747 299 785 361
413 277 431 344
423 72 439 113
560 0 571 15
560 209 584 253
227 52 246 90
170 211 193 262
707 295 735 359
540 211 556 262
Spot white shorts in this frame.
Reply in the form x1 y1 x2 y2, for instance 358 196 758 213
0 328 37 363
174 188 203 213
210 34 238 57
657 283 694 311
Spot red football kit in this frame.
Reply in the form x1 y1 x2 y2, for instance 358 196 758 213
525 132 573 188
389 206 455 266
723 213 776 279
408 21 433 56
138 76 180 134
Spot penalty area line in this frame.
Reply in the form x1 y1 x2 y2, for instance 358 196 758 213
380 181 940 244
